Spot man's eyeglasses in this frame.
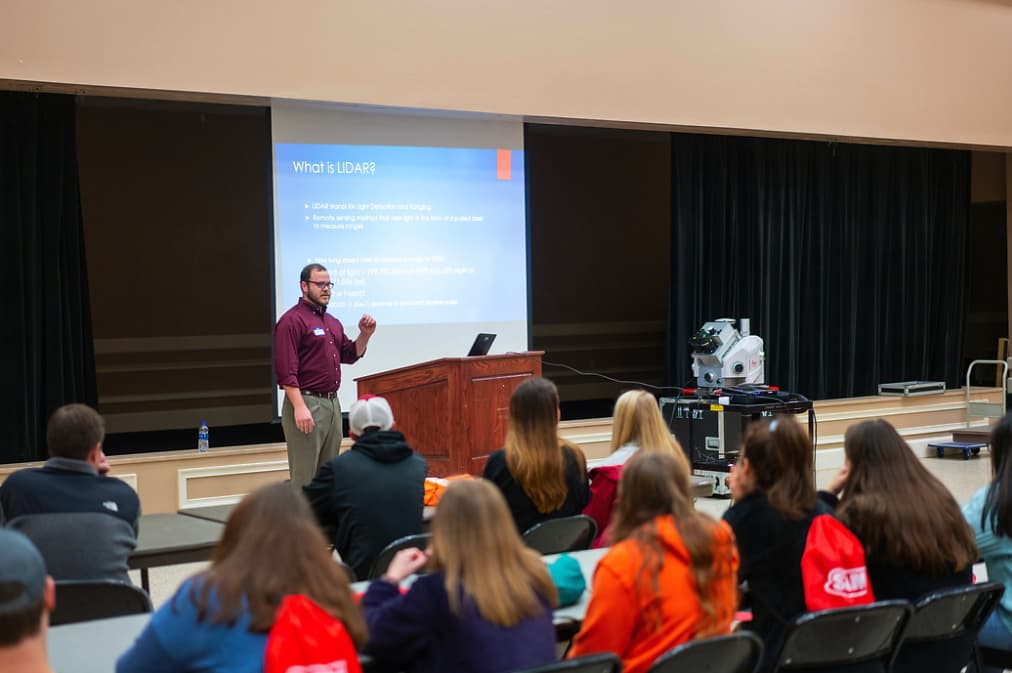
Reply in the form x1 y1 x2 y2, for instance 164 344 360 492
306 281 335 289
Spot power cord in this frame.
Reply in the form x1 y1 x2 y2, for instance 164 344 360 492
540 359 685 393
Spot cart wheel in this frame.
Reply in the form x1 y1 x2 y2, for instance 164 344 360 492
963 448 971 460
972 447 982 455
936 447 945 458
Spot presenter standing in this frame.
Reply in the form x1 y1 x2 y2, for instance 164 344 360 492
274 263 377 490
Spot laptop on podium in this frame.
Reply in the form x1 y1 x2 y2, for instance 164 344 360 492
467 333 496 357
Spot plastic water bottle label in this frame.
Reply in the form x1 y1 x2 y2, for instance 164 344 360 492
197 423 210 453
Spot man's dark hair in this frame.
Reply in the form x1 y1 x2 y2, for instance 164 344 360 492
300 263 328 283
46 404 105 460
0 583 44 646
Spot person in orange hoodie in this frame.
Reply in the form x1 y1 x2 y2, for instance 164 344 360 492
582 390 688 547
569 451 739 673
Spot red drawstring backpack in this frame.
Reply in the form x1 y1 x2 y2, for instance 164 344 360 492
800 514 875 611
265 595 362 673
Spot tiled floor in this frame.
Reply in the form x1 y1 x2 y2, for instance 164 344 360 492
134 453 997 610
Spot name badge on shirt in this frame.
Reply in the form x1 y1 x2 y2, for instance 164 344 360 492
312 327 326 336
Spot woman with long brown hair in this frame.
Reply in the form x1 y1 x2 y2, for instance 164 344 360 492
117 482 366 673
822 419 976 673
583 389 687 545
569 451 738 673
824 419 975 597
482 376 589 532
722 415 827 672
362 478 558 673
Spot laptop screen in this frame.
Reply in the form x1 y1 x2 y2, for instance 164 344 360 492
467 333 496 357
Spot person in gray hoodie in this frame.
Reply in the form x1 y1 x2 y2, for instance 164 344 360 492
303 395 427 580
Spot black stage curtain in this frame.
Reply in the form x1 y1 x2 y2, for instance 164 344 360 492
0 92 97 462
667 134 970 400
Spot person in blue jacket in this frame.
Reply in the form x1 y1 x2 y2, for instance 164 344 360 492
964 413 1012 672
362 478 558 673
116 483 366 673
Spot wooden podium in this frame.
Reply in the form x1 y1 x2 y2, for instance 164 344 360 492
355 352 543 476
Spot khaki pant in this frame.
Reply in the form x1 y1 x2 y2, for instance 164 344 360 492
282 393 343 490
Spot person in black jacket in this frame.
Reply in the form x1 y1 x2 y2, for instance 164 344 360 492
303 395 426 580
483 377 589 534
722 416 831 673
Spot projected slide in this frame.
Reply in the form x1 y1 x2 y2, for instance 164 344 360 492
274 143 526 326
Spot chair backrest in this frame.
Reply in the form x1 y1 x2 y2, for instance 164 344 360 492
367 533 432 579
774 600 912 672
337 560 356 583
511 652 622 673
522 515 598 555
892 582 1004 673
8 512 137 583
905 582 1003 642
648 632 764 673
50 580 153 626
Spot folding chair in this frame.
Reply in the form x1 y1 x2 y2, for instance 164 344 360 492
337 560 356 583
892 581 1003 673
511 652 622 673
367 533 431 579
648 631 763 673
522 515 598 555
773 600 912 672
977 644 1012 672
51 580 153 626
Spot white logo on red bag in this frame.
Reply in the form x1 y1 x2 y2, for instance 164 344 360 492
285 661 350 673
824 567 868 598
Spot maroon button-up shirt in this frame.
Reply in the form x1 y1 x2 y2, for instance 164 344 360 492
274 298 361 393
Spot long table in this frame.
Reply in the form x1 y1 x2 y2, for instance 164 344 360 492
129 514 225 592
177 503 236 524
49 614 148 673
49 547 608 673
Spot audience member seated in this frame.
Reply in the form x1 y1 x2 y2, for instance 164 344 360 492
362 478 558 673
722 416 831 673
116 482 366 673
1 404 139 583
303 395 426 580
582 389 688 546
568 451 738 673
0 530 57 673
0 404 139 530
483 377 589 533
964 413 1012 673
821 419 977 673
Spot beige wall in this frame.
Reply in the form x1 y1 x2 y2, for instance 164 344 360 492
2 1 1011 148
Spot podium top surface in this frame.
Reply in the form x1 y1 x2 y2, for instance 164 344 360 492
355 351 544 382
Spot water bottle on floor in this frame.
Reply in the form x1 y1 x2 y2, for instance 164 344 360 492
197 421 210 453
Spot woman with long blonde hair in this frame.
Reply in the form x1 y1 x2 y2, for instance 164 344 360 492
569 451 738 673
362 478 558 673
482 376 589 532
117 482 366 673
583 389 687 545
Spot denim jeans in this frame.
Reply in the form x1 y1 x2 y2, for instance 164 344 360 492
977 610 1012 673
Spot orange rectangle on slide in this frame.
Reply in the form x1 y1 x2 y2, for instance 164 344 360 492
496 149 512 180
